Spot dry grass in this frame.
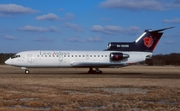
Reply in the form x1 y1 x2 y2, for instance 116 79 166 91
0 65 179 111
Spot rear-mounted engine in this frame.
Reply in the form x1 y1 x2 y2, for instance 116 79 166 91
110 53 129 61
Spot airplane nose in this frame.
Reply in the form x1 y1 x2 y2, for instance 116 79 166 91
5 59 11 65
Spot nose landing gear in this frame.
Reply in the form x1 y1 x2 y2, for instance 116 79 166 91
25 69 30 74
21 67 30 74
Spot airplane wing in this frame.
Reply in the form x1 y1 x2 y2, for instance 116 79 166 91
71 61 126 68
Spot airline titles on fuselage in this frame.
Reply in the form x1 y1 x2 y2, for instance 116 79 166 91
40 51 70 57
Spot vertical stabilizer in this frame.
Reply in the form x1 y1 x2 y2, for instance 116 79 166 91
106 27 174 52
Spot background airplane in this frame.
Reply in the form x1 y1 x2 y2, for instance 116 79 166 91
5 27 174 74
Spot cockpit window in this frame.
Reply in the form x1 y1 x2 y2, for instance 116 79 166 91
11 54 20 59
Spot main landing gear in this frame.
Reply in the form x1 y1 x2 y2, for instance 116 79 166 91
88 68 102 74
21 67 30 74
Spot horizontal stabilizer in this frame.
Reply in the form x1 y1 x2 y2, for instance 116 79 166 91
147 26 175 32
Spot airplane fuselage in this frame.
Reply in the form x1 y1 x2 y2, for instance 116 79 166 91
5 50 151 68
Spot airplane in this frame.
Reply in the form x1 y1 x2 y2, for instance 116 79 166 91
5 27 174 74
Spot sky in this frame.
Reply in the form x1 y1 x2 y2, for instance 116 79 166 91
0 0 180 54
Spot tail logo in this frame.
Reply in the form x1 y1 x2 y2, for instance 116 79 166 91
144 36 153 47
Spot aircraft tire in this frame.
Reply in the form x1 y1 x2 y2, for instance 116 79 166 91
88 70 102 74
25 70 30 74
96 70 102 74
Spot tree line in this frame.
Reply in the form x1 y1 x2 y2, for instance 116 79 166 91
145 53 180 66
0 53 14 64
0 53 180 66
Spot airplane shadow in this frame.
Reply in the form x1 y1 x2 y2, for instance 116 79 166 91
2 71 180 79
76 72 180 79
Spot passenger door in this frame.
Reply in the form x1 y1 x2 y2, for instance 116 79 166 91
27 54 32 63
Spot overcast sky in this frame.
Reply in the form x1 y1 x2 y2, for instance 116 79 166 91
0 0 180 54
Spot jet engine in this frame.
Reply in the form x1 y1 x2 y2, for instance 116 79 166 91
110 53 129 61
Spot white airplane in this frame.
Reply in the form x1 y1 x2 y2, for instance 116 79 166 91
5 27 173 74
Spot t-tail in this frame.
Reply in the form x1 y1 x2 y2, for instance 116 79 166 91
107 27 174 52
